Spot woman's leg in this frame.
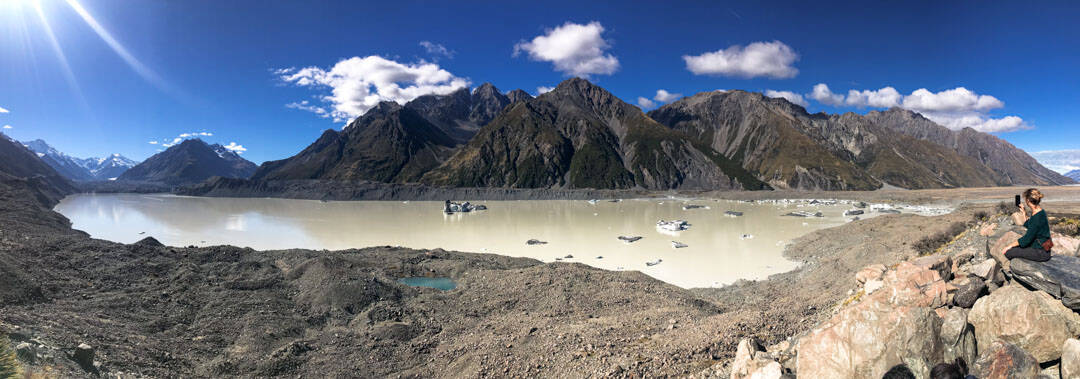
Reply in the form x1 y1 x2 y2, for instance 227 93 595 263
1005 246 1052 262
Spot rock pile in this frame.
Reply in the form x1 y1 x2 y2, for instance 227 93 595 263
726 216 1080 379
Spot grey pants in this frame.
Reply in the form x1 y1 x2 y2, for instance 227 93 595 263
1005 246 1051 262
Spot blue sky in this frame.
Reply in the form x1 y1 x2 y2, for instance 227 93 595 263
0 1 1078 171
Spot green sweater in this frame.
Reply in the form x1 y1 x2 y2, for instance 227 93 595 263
1018 209 1051 249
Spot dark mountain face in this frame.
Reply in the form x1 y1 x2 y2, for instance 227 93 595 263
648 90 1019 190
403 83 512 143
0 133 76 206
252 102 457 183
506 89 534 104
864 108 1074 186
118 139 257 185
420 78 766 190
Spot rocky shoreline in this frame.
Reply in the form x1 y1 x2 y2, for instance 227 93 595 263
3 184 1080 377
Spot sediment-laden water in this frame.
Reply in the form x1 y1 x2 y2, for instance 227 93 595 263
55 193 948 288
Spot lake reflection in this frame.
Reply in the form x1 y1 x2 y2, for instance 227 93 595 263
57 193 892 288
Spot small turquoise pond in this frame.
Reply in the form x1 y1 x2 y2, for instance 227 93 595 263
398 277 457 291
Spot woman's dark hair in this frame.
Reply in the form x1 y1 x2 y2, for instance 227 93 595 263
1024 188 1044 206
883 364 916 379
930 358 967 379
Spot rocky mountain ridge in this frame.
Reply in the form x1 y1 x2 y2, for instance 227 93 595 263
1068 169 1080 182
20 139 137 181
213 78 1067 194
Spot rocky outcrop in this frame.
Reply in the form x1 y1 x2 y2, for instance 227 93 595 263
796 262 947 378
1010 255 1080 311
795 294 942 378
1053 233 1080 256
971 341 1041 379
855 264 886 284
969 285 1080 363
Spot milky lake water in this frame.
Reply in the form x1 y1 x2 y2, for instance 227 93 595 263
54 194 949 288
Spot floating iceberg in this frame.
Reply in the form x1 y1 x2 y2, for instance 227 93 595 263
646 259 663 267
724 211 744 217
618 236 643 243
656 219 691 232
671 241 687 248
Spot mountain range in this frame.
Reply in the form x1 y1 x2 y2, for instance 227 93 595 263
21 139 138 181
1067 170 1080 182
234 78 1070 192
118 139 257 185
0 133 75 206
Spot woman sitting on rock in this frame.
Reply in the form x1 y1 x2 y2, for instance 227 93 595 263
999 188 1052 267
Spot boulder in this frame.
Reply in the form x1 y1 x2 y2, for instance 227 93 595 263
880 262 949 308
864 279 884 295
969 285 1080 363
953 277 987 308
1052 233 1080 257
980 222 998 237
855 264 887 285
971 341 1040 379
134 236 164 247
940 308 977 369
730 338 782 379
795 292 942 378
1010 255 1080 311
991 231 1023 261
73 343 96 373
912 254 953 281
970 258 1004 285
1062 338 1080 379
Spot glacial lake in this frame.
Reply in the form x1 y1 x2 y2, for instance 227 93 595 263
54 194 949 288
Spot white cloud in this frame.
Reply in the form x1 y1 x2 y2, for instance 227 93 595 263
222 142 247 154
148 140 157 144
901 87 1003 113
683 41 799 79
419 41 454 59
286 100 328 116
808 84 1028 133
809 83 845 106
278 56 469 122
160 131 214 147
654 89 682 103
764 90 808 107
845 87 901 108
2 125 11 129
0 106 8 113
513 21 619 77
536 86 554 95
637 97 656 109
1029 150 1080 174
900 87 1024 132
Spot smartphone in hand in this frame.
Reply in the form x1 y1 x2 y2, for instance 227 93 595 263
1015 195 1022 207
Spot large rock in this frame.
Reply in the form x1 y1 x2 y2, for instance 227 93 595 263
880 261 949 308
855 264 887 285
1062 338 1080 379
953 277 987 308
912 254 953 281
971 341 1040 379
991 231 1022 261
1052 233 1080 257
1010 255 1080 311
796 292 943 378
940 307 977 368
969 285 1080 363
730 338 782 379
